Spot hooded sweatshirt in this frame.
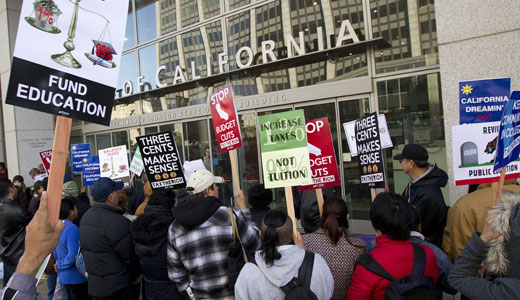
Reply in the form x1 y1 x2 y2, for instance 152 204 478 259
234 245 334 300
449 193 520 299
403 164 448 248
167 196 261 300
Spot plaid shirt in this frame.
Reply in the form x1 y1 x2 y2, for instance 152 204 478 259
167 206 261 300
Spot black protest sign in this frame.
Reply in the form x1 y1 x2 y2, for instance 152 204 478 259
136 131 186 190
355 112 385 188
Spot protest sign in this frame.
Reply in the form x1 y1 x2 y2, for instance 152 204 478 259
258 110 312 189
452 121 520 186
39 149 52 174
129 146 144 176
354 113 385 188
209 84 242 152
494 91 520 171
459 78 511 124
82 156 100 186
5 0 129 125
98 146 130 188
136 131 186 190
70 144 90 173
298 117 340 191
343 114 392 157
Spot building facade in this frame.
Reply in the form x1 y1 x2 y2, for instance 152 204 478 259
2 0 453 233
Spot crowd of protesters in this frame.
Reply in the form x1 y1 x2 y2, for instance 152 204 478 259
0 143 519 299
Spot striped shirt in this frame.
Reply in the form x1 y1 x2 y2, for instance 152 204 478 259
167 206 261 300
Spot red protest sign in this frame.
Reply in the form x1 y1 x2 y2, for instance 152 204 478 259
298 118 340 191
209 84 242 153
39 149 52 174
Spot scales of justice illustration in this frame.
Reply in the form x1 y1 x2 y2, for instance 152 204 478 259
25 0 117 69
102 157 128 178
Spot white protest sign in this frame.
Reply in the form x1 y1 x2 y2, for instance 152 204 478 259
343 114 392 157
98 145 130 188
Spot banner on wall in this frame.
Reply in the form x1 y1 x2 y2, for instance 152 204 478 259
209 84 243 153
71 144 90 173
258 110 312 189
82 156 100 186
5 0 129 125
136 131 186 190
459 78 511 124
353 112 385 188
298 117 341 191
452 121 520 185
98 145 130 188
343 114 392 157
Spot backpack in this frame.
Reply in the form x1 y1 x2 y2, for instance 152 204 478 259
251 251 318 300
356 243 442 300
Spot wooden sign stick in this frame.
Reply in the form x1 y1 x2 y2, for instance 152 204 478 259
47 116 72 227
229 149 241 195
315 189 324 217
130 172 135 185
285 186 298 235
371 188 377 201
493 167 507 204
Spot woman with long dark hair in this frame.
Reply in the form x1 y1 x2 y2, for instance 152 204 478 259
302 196 366 299
235 209 333 300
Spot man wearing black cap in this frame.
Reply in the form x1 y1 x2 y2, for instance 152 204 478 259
394 144 449 248
79 177 140 299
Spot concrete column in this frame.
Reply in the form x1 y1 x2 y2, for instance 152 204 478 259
0 0 55 184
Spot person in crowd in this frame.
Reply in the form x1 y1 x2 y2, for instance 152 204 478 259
14 185 29 212
54 198 89 300
0 179 32 285
80 177 140 299
29 178 48 214
135 177 152 216
409 204 457 295
167 169 261 299
13 175 32 209
347 192 438 299
29 167 47 182
303 196 366 299
2 192 65 299
394 144 448 248
292 187 335 233
248 184 272 228
443 179 520 262
235 209 334 300
38 164 46 175
449 192 520 299
60 181 91 227
131 188 186 300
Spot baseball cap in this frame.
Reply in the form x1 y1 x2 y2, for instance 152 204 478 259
62 181 79 198
186 170 224 195
393 144 429 161
91 177 124 201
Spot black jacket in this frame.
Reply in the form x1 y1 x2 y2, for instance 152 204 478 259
79 202 140 297
403 164 449 248
0 199 31 266
131 205 184 300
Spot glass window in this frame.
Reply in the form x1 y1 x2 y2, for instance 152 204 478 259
136 0 158 44
339 98 371 220
144 126 158 135
86 135 96 156
237 112 260 194
203 0 220 19
96 133 111 152
371 0 438 73
159 123 184 161
183 120 210 162
157 0 177 35
112 131 129 149
116 52 138 98
228 0 251 11
129 128 141 157
181 0 199 27
378 73 447 201
123 1 135 50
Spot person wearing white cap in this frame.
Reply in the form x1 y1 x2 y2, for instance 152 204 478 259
167 170 261 300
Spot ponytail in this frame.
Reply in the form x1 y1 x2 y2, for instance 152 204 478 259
260 209 292 266
322 212 341 244
321 196 350 245
261 225 281 266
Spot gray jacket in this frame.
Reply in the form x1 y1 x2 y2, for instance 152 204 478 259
234 245 334 300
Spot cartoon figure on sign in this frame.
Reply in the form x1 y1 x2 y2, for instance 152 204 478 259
102 163 110 173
